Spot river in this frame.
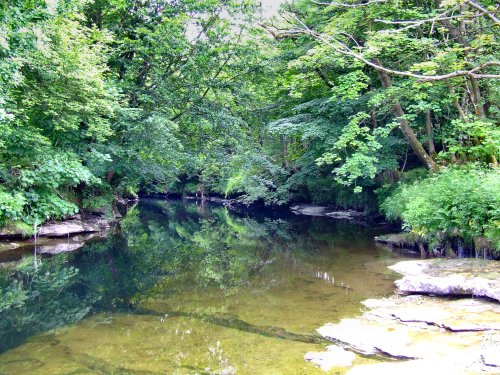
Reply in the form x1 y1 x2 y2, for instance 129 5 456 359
0 199 411 374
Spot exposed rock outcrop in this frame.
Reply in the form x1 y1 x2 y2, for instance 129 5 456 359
389 259 500 302
0 217 111 240
0 216 113 259
308 259 500 374
290 205 366 219
290 205 329 216
315 295 500 373
38 218 110 238
304 345 357 371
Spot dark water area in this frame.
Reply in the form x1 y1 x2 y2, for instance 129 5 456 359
0 199 413 374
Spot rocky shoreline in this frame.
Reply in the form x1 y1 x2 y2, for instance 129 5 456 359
0 196 137 257
290 204 367 220
0 215 117 259
305 258 500 374
375 232 496 259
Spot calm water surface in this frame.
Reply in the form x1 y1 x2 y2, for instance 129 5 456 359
0 200 409 374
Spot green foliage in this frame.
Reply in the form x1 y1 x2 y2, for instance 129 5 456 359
0 151 98 224
0 0 118 224
0 190 26 223
225 153 289 205
382 166 500 251
440 118 500 164
0 0 499 249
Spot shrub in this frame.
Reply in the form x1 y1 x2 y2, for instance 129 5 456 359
381 165 500 252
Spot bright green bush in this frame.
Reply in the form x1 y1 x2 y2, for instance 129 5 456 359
382 165 500 252
0 191 27 223
0 152 99 225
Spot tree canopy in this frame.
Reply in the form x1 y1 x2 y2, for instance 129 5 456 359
0 0 498 251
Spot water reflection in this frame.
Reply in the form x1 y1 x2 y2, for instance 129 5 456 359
0 200 408 374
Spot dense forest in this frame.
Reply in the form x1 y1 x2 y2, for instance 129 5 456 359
0 0 499 252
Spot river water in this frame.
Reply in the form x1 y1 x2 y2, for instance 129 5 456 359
0 200 410 374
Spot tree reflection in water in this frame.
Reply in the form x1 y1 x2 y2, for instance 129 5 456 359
0 199 388 354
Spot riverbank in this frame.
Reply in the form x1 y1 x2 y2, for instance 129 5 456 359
306 258 500 374
375 232 497 259
0 196 138 257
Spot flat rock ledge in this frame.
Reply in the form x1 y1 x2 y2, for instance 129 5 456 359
0 217 112 256
0 232 108 255
0 217 111 240
38 218 110 238
313 295 500 374
305 345 356 371
389 259 500 302
308 259 500 374
290 205 366 219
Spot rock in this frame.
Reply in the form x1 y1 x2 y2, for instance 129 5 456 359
317 317 461 359
313 260 500 374
305 345 356 371
290 205 366 219
318 320 385 357
483 347 500 367
346 359 470 375
0 217 111 240
0 224 31 240
290 205 329 216
38 218 110 238
325 210 366 219
363 295 500 332
37 232 107 254
481 334 500 367
0 242 26 253
316 295 500 374
389 259 500 302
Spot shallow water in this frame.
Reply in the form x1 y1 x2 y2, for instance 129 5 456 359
0 200 410 374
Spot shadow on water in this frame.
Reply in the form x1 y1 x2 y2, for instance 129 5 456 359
135 307 326 344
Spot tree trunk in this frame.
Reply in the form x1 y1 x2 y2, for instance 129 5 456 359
282 136 290 170
445 79 467 121
469 76 485 118
106 170 115 184
425 111 437 158
374 63 439 171
417 241 427 259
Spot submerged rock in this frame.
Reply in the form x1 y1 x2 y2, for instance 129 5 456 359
304 345 357 371
389 259 500 302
